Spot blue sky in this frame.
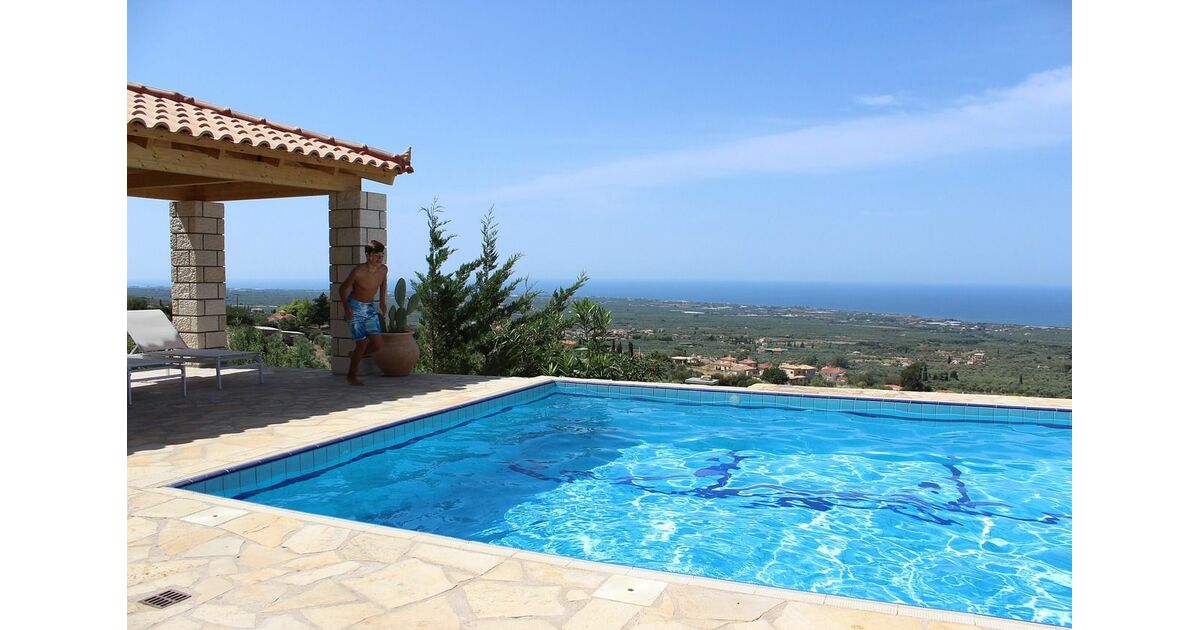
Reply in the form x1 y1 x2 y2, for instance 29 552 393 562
127 1 1071 288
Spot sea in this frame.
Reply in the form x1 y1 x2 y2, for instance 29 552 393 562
552 279 1072 328
135 277 1071 328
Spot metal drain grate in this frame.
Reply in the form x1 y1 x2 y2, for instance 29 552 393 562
138 589 191 609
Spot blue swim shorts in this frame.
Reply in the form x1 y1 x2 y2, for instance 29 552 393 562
347 298 383 341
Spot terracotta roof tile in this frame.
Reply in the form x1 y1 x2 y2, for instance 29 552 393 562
127 83 413 174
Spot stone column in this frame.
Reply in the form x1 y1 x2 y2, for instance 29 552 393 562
170 201 227 349
328 191 387 375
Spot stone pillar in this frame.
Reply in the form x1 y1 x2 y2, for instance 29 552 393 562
328 191 387 375
170 201 227 349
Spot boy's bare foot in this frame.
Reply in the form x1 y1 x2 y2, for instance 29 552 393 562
347 376 364 386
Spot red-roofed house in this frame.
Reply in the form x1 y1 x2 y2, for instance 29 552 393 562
820 367 848 382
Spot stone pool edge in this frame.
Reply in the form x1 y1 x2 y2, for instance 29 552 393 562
152 375 1070 629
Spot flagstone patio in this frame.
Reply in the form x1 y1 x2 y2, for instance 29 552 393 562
128 368 1060 629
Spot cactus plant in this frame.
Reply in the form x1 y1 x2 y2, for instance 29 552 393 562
387 278 420 333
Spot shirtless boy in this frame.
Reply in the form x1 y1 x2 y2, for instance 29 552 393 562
338 240 388 385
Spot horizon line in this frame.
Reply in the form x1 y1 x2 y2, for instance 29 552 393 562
129 278 1072 289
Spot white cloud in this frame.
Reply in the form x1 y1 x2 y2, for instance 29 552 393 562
854 94 897 106
473 67 1071 205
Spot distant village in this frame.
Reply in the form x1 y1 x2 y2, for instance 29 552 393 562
563 325 992 389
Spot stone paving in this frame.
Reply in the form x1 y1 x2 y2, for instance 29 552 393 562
128 367 1065 629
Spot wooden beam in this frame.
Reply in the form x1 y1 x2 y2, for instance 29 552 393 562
130 180 351 202
128 139 365 194
171 142 222 159
127 125 400 185
127 170 237 190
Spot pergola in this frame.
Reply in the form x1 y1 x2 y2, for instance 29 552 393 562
127 83 413 375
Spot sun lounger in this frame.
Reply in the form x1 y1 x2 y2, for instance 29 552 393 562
128 356 187 404
127 310 263 390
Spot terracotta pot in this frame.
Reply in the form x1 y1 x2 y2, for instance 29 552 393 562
374 331 419 376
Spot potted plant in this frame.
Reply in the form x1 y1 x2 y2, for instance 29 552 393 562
373 278 420 376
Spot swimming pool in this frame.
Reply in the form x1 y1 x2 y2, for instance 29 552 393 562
178 381 1072 626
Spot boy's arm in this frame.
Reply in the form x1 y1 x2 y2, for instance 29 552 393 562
378 266 388 317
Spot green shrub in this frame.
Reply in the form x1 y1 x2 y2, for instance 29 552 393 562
760 367 789 385
228 325 329 369
900 361 931 391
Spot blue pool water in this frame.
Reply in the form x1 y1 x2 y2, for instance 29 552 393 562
182 384 1072 626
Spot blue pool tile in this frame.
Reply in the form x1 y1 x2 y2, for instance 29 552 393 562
283 453 300 477
237 467 256 493
300 450 315 473
258 464 273 488
268 458 286 486
219 473 237 497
